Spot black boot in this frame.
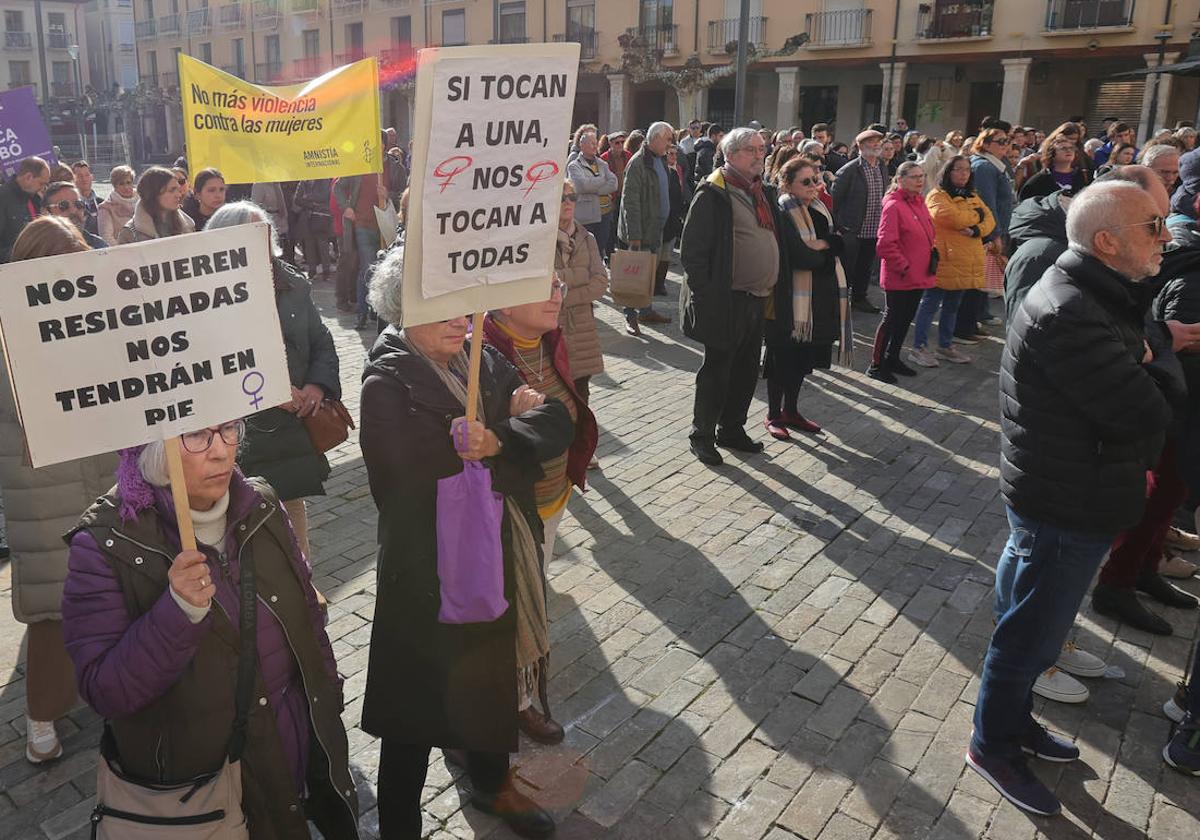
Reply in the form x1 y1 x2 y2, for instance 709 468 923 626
653 260 669 296
1137 572 1200 608
1092 583 1173 635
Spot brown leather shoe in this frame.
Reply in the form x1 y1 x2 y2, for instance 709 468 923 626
640 310 672 325
518 707 564 745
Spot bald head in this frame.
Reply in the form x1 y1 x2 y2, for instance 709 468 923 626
1068 181 1170 281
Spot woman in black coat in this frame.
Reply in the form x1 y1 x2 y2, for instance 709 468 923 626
209 202 342 563
359 249 573 839
765 155 849 439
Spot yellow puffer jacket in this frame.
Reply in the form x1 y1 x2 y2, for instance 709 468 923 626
926 188 996 290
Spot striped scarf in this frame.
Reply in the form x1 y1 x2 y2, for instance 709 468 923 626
778 193 854 367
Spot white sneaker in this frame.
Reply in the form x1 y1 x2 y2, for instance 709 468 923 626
934 345 972 364
1055 641 1106 678
25 717 62 764
1032 667 1090 704
908 347 939 368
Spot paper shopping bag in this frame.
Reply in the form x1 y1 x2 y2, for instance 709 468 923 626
609 249 657 309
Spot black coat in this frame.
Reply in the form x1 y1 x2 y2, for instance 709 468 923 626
1017 167 1089 201
1004 193 1068 320
768 204 843 348
680 170 789 350
662 165 686 243
830 156 889 236
1154 223 1200 492
1001 250 1174 535
694 139 717 182
237 260 341 501
358 329 573 752
0 178 39 263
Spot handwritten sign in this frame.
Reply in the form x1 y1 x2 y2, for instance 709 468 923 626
401 43 579 326
0 224 290 468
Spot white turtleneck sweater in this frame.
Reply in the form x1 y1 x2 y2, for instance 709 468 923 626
169 492 230 623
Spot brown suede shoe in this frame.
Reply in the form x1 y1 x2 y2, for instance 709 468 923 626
640 310 672 325
518 707 564 745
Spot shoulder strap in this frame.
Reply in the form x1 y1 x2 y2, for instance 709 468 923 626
226 543 257 763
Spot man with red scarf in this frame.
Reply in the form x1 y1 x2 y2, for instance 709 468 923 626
680 127 786 466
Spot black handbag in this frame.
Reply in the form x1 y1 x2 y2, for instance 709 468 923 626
928 247 940 275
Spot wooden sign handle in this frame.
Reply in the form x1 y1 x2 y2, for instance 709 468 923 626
164 436 197 552
465 311 485 423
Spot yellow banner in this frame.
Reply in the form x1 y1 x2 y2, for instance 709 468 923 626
179 54 381 184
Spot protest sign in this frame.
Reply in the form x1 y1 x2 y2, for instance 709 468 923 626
0 223 291 469
179 54 381 184
0 86 56 177
401 43 579 327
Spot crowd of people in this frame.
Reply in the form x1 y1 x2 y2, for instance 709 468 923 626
0 106 1198 838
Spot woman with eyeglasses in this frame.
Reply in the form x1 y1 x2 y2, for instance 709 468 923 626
360 247 574 838
1019 138 1090 201
183 168 228 232
97 165 137 245
483 275 597 742
116 166 196 244
765 156 851 439
0 218 117 768
956 128 1015 341
61 416 360 837
555 179 609 411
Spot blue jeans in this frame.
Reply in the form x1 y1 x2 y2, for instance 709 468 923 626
971 507 1114 758
355 225 381 319
912 288 966 349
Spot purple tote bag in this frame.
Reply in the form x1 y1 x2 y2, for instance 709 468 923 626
435 460 508 624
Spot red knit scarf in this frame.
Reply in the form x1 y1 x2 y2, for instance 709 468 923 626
722 164 775 232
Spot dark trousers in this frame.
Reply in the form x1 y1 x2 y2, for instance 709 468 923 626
574 375 590 404
767 376 804 420
871 289 925 366
955 288 984 338
378 741 508 839
305 228 334 278
691 292 766 441
1100 439 1186 588
846 236 877 302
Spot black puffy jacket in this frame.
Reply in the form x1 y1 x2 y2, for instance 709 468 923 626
1001 249 1173 534
1004 193 1068 320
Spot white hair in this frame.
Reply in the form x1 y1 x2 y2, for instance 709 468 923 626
206 200 282 257
720 127 760 157
1139 143 1180 166
1084 138 1104 155
1066 181 1147 256
646 121 674 143
367 245 405 325
138 441 169 487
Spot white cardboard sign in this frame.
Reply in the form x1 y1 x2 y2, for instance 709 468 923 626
0 223 291 468
402 43 579 326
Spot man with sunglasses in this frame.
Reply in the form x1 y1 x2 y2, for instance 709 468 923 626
41 181 107 250
968 181 1177 816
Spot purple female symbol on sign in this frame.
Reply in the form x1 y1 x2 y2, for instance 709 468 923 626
242 371 265 409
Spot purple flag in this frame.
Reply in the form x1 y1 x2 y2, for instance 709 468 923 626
0 86 56 178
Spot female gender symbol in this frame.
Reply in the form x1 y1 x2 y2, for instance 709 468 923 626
242 371 266 410
433 155 473 192
523 161 559 198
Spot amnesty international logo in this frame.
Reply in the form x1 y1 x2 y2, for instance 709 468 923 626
303 147 341 169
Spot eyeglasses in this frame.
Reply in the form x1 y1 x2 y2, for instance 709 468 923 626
1107 216 1166 237
992 139 1010 146
794 177 821 187
561 193 578 203
114 181 133 187
48 200 85 212
181 420 246 454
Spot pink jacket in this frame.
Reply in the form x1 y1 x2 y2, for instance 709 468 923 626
876 188 937 291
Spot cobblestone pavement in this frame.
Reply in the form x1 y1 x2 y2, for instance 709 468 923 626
1 265 1198 839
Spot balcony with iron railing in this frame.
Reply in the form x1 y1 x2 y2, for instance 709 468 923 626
333 0 366 16
221 64 246 78
4 30 32 49
255 61 283 83
138 74 158 88
293 56 323 78
158 13 181 35
10 82 35 97
219 4 245 27
161 71 180 89
253 0 281 27
291 0 320 13
372 0 410 8
805 8 873 48
625 23 679 56
707 17 767 53
335 49 366 65
491 35 529 44
1045 0 1135 32
50 81 74 98
135 19 157 38
552 29 598 60
916 3 993 40
47 31 73 49
187 8 211 34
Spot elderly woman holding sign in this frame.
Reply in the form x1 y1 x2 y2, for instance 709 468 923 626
360 248 573 839
61 418 359 837
0 217 116 766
